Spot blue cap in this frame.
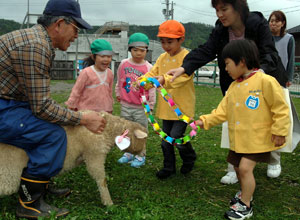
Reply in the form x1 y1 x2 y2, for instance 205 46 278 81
43 0 92 29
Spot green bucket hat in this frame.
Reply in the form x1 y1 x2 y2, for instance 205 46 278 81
128 33 149 47
91 39 114 55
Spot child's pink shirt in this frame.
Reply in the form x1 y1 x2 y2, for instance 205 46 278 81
115 58 156 109
65 65 114 112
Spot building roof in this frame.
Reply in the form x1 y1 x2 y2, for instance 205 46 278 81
287 25 300 34
94 21 129 35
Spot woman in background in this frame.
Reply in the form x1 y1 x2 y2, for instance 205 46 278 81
267 10 295 178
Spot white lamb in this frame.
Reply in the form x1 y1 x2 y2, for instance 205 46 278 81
0 111 148 206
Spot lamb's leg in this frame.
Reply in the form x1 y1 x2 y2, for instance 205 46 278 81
84 153 113 206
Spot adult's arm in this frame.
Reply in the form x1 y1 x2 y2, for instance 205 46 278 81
17 43 81 125
287 36 295 82
181 26 219 76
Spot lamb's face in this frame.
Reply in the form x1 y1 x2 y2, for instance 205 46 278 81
124 129 148 155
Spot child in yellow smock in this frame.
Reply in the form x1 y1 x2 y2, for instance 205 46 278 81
143 20 197 179
195 39 290 220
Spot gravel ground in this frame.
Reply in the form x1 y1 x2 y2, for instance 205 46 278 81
50 81 74 93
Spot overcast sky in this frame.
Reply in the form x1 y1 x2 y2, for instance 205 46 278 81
0 0 299 29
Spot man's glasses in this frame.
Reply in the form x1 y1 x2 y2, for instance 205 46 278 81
68 22 81 34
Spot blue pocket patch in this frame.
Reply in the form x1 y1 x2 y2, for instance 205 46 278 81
245 95 259 110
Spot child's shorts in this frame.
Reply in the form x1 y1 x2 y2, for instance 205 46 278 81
227 150 271 167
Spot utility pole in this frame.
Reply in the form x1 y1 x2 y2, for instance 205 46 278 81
162 0 175 20
27 0 29 28
171 1 174 20
21 0 41 29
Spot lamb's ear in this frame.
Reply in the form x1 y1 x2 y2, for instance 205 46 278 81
133 129 148 139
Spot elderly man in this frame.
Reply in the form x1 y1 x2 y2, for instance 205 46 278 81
0 0 106 218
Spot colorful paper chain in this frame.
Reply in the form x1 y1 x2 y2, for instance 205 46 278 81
138 77 200 145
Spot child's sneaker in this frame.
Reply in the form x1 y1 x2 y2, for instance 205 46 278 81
225 199 253 220
220 171 238 184
230 191 253 205
267 164 281 178
118 153 134 164
131 155 145 168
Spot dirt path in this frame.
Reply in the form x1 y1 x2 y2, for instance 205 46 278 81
50 82 74 93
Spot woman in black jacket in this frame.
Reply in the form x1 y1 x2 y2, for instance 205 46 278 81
168 0 287 94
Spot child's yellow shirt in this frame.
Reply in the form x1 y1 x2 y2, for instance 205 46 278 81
200 71 290 153
144 48 195 120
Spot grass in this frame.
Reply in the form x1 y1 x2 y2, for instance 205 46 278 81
1 83 300 220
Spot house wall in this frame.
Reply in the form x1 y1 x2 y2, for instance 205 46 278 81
55 33 165 76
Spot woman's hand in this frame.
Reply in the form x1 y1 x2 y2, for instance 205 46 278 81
166 67 185 82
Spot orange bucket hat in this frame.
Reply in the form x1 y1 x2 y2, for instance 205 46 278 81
157 20 185 38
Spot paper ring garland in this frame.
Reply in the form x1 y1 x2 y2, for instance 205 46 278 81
138 77 200 145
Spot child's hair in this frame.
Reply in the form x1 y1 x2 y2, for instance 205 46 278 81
82 54 96 68
222 39 260 69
